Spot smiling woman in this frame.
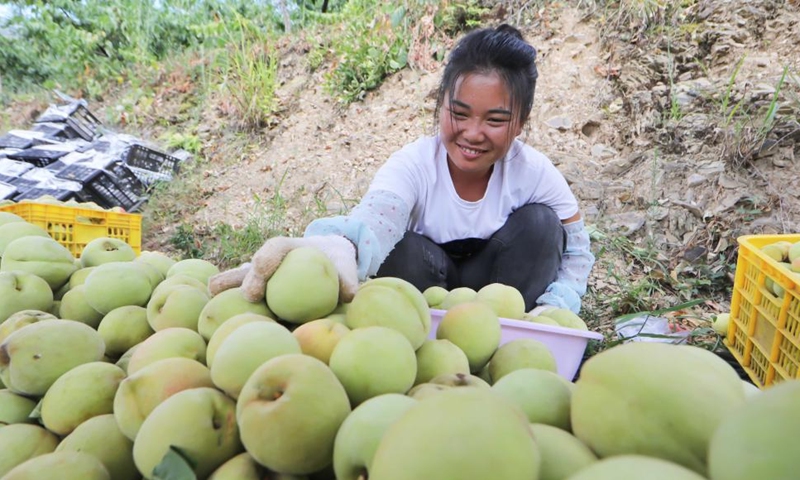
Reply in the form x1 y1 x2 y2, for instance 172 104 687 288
439 71 521 201
210 24 596 317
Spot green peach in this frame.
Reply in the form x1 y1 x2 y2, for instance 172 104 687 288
437 287 477 310
146 284 209 331
126 327 206 375
0 211 24 226
97 306 154 358
135 251 176 278
208 453 269 480
572 343 746 476
40 362 126 436
0 424 60 477
489 338 558 382
236 354 351 475
0 389 37 425
436 301 500 372
0 222 49 258
369 388 539 480
345 277 431 349
0 320 105 396
0 310 57 344
0 271 53 323
414 339 470 385
206 313 275 368
68 266 95 289
166 258 220 285
3 451 110 479
266 247 339 324
198 287 274 340
59 285 105 328
1 236 77 290
492 368 572 430
329 326 417 405
475 283 525 319
708 381 800 480
292 318 351 364
56 414 138 480
114 357 213 441
133 387 242 479
422 285 448 308
211 321 301 399
80 237 136 268
567 455 706 480
333 394 418 480
529 423 597 480
539 308 588 330
428 372 490 389
84 262 152 315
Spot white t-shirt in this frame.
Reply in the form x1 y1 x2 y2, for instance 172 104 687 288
367 135 579 244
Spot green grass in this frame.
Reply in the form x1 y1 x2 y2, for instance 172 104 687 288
216 13 280 130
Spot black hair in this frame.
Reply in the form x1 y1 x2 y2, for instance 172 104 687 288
435 24 539 132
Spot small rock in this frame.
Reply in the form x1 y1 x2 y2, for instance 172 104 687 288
687 174 707 187
718 174 741 189
602 152 646 175
607 98 624 113
564 34 587 43
583 204 600 220
546 116 573 131
578 181 604 201
606 212 646 236
591 144 617 159
649 206 670 221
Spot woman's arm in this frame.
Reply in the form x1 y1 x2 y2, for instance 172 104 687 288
303 190 411 281
534 213 595 314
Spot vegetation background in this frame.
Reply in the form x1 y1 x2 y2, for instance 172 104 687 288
1 0 799 356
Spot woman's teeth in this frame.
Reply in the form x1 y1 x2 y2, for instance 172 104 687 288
461 146 483 155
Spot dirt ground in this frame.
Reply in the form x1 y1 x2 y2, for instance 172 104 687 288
190 0 800 322
4 0 799 328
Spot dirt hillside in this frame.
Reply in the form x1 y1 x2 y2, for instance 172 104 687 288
181 1 800 322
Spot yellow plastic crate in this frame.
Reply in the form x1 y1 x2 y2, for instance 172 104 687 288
0 202 141 258
727 234 800 388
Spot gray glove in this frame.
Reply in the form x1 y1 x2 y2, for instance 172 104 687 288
208 235 359 303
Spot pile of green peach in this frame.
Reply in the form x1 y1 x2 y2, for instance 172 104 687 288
423 284 590 330
0 210 797 480
759 239 800 298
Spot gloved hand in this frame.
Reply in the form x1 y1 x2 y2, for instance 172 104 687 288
527 305 558 317
208 235 359 304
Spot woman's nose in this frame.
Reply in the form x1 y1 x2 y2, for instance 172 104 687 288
460 118 484 142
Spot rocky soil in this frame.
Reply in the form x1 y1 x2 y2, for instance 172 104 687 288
197 0 799 321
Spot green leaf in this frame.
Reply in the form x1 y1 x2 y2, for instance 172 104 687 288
390 6 406 28
152 446 197 480
613 298 707 324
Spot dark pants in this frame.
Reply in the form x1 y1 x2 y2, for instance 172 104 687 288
375 203 565 311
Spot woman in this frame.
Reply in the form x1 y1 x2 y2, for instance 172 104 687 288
210 24 594 315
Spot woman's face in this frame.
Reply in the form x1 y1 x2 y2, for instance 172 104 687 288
439 71 522 179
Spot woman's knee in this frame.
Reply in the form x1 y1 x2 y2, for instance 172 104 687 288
511 203 562 229
376 232 455 289
496 203 565 249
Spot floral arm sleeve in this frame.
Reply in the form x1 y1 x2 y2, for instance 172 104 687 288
535 219 595 314
303 190 411 281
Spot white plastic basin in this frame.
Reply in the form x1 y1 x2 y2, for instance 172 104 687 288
429 309 604 381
